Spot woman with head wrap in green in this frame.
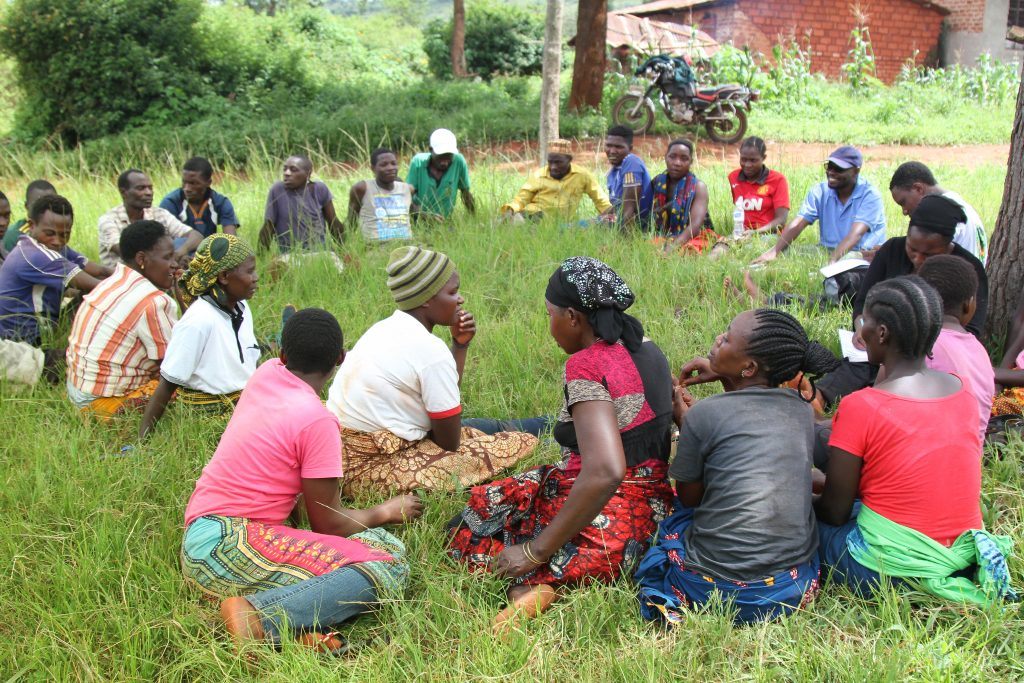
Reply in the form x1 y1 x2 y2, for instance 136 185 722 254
140 234 261 437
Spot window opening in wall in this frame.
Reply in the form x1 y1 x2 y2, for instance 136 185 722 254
1010 0 1024 29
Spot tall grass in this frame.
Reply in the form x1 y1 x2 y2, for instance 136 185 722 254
1 153 1021 681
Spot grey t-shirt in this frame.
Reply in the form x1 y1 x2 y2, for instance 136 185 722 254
669 386 818 582
263 180 333 251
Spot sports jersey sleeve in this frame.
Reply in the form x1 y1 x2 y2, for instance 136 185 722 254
20 247 82 287
296 415 345 479
621 156 645 188
419 357 462 419
158 191 181 217
218 196 240 227
798 184 823 224
774 172 791 209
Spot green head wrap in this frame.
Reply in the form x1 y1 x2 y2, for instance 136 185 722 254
178 234 255 308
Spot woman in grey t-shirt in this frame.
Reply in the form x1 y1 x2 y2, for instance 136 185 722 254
635 308 838 624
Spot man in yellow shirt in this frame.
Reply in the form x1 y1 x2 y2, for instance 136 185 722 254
501 140 613 221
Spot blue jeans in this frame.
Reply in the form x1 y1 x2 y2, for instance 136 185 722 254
817 503 900 597
245 565 378 643
462 415 554 437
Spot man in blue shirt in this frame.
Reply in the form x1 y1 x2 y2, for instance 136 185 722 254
604 125 652 228
753 145 886 265
159 157 240 238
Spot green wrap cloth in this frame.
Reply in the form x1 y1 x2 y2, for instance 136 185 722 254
178 234 255 308
848 504 1017 606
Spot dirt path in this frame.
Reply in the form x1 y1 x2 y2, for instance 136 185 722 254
472 137 1010 172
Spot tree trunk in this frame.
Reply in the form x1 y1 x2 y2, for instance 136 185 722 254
983 63 1024 349
539 0 563 165
451 0 468 78
568 0 607 112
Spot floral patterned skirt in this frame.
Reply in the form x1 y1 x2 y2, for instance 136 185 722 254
447 459 673 587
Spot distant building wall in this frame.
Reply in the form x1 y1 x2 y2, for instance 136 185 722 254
943 0 1024 65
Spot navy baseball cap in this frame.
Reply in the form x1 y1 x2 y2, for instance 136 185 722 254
827 145 863 169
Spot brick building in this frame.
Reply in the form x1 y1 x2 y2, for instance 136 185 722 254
614 0 951 82
942 0 1024 64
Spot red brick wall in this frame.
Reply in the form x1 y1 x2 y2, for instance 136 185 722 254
940 0 986 32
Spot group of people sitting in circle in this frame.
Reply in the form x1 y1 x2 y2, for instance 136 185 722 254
0 126 1020 654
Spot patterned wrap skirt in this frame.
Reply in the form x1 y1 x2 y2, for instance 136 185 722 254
181 515 408 599
635 507 819 625
339 426 538 498
992 386 1024 416
447 459 673 587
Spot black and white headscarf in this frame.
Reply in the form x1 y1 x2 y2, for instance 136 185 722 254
545 256 645 351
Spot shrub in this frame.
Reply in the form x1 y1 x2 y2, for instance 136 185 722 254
897 52 1020 104
422 1 545 80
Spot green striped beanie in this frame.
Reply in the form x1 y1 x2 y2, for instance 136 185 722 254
386 246 456 311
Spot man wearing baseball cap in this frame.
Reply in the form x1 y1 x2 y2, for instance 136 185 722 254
406 128 476 221
753 145 886 265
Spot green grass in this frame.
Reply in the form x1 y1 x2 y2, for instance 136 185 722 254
1 154 1022 681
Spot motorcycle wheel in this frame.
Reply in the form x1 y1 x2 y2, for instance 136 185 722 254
704 106 747 144
611 94 655 135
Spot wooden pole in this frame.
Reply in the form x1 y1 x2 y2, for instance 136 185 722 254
539 0 563 165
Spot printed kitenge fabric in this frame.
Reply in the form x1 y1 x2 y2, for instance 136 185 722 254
181 515 407 598
448 339 675 587
338 426 537 498
651 171 714 239
636 507 820 624
175 386 242 413
79 378 161 420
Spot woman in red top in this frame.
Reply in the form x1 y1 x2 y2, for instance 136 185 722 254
815 276 984 595
728 137 790 233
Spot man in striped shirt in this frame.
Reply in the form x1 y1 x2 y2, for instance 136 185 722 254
65 221 180 419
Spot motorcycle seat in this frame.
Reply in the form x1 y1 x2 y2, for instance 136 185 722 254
696 85 741 99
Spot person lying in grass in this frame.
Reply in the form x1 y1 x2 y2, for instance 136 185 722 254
139 234 259 437
636 308 838 625
347 147 414 241
815 276 1017 605
650 139 718 255
448 257 674 631
326 245 537 497
65 221 180 419
0 195 112 385
917 255 993 444
181 308 422 655
500 139 613 222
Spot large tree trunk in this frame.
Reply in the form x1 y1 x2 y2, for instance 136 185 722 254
451 0 468 78
568 0 607 112
539 0 563 165
984 59 1024 349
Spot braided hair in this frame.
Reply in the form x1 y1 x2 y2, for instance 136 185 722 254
863 275 942 360
745 309 839 395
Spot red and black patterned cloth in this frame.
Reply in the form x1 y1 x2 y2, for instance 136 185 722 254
447 339 674 586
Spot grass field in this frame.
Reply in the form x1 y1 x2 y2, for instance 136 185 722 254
2 151 1022 681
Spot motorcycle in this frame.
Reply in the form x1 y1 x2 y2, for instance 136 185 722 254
611 55 758 144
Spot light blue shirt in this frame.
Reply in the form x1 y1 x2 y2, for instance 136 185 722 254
798 177 886 249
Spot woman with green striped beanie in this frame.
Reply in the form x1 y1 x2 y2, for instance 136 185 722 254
139 234 262 438
325 245 538 496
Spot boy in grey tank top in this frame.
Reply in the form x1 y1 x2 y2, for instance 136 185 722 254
347 148 414 241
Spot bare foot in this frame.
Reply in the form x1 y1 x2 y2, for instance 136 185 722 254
492 584 558 635
221 596 265 648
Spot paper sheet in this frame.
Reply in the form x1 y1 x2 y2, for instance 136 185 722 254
820 258 869 279
838 329 869 362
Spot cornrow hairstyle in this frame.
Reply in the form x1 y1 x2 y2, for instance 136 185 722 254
370 148 396 167
739 136 767 156
917 254 978 317
745 308 839 399
863 275 943 360
667 138 694 156
29 194 73 223
889 161 936 190
607 125 634 146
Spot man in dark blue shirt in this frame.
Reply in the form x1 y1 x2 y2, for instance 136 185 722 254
160 157 240 238
605 125 652 228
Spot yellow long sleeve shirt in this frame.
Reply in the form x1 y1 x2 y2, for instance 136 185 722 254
501 165 613 217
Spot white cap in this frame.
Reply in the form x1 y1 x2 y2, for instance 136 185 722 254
429 128 459 155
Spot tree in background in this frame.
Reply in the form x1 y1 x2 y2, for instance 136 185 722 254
984 29 1024 349
569 0 607 111
539 0 563 164
423 1 544 80
452 0 468 77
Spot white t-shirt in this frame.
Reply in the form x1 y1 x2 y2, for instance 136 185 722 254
943 190 987 265
327 310 461 441
160 297 259 394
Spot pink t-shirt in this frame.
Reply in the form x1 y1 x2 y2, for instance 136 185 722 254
184 359 345 527
926 327 994 442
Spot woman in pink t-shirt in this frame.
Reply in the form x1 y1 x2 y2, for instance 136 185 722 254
815 276 993 599
181 309 423 654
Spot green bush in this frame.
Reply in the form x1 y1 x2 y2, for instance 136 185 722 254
422 1 545 80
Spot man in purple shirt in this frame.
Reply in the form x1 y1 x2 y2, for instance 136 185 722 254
605 125 652 228
259 155 343 251
0 195 111 344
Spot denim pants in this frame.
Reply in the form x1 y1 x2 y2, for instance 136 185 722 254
245 565 379 642
462 415 554 437
817 503 898 596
